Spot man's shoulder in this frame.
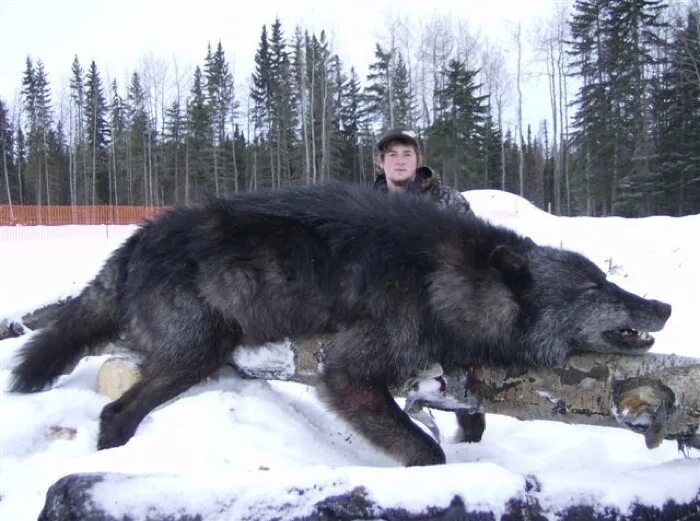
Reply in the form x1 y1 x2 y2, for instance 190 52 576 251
434 186 471 215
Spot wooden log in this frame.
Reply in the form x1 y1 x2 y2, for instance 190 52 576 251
96 335 700 450
283 335 700 450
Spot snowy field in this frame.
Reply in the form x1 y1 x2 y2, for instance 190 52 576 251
0 190 698 520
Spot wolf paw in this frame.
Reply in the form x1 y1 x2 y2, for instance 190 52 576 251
611 377 675 449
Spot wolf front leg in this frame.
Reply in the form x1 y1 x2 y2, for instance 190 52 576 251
321 369 446 466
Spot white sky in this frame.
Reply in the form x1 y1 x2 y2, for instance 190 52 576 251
0 0 562 131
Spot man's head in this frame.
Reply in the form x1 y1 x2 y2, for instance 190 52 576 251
376 129 422 192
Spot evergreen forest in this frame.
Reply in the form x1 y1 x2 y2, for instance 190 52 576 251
1 0 699 217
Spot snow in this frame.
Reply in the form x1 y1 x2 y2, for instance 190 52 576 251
1 190 698 520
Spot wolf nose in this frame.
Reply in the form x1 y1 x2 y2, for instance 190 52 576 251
651 300 672 321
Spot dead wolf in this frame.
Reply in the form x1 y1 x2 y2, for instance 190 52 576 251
9 183 672 466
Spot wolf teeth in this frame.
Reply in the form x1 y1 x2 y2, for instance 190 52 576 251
639 331 649 339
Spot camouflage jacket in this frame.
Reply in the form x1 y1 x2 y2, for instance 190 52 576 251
373 166 472 215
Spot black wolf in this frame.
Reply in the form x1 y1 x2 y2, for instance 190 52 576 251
9 183 671 466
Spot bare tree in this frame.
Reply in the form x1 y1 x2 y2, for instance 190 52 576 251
421 15 454 129
1 103 12 219
141 55 168 205
12 98 23 205
170 58 189 202
481 42 512 189
515 23 525 197
556 6 571 215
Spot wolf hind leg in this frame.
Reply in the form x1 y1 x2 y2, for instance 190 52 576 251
97 337 233 450
322 368 446 466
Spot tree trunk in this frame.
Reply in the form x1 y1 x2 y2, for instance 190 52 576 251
556 23 570 215
321 69 328 182
1 126 13 220
516 23 525 197
91 104 97 206
310 50 318 185
230 116 239 194
184 136 190 205
546 38 559 214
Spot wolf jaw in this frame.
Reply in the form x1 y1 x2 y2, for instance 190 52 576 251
602 328 655 351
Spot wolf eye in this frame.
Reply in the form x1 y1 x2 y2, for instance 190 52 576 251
579 282 600 292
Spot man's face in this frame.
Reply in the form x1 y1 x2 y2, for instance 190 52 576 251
379 142 419 192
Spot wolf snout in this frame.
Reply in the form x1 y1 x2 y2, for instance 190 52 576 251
650 300 672 322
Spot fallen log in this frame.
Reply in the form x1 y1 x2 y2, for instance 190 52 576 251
35 470 700 521
97 335 700 451
289 336 700 451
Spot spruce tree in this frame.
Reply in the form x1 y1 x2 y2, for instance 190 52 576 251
84 61 110 204
109 80 126 205
21 58 53 206
392 52 415 128
0 97 15 206
268 19 296 186
205 41 234 194
69 56 87 204
185 66 211 201
656 9 700 214
427 58 488 190
569 0 669 215
364 44 394 129
250 25 273 187
164 97 185 202
126 72 148 204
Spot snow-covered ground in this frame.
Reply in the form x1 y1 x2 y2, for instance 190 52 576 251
0 190 698 520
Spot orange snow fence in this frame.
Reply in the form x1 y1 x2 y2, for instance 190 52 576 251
0 205 168 226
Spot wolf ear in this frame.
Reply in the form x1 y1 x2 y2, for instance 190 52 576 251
489 245 532 292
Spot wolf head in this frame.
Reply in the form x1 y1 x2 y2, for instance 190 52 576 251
490 244 672 367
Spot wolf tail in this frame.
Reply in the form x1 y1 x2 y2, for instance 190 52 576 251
9 233 137 393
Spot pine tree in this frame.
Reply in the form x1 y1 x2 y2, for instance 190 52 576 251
569 0 669 215
163 97 185 202
0 97 15 207
21 57 53 206
568 0 610 214
337 66 371 182
185 66 211 202
268 19 296 186
607 0 667 215
126 72 148 204
364 44 394 129
427 58 488 190
205 41 235 194
84 61 110 204
15 126 26 204
656 9 700 215
392 52 415 128
310 31 335 182
48 119 70 204
109 80 126 205
250 25 273 187
69 56 86 204
482 108 504 190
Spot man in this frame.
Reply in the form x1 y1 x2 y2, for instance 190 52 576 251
373 128 471 215
373 128 484 444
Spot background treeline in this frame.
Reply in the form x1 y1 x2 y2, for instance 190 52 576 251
1 0 699 216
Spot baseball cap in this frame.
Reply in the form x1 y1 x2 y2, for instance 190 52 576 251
376 128 420 153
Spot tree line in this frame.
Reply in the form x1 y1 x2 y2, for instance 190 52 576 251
1 0 699 217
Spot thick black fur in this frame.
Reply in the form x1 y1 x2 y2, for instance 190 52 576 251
9 182 672 465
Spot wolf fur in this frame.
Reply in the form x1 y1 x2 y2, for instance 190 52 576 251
9 183 672 466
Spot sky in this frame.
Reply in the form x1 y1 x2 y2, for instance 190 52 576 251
0 0 562 130
1 189 698 520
